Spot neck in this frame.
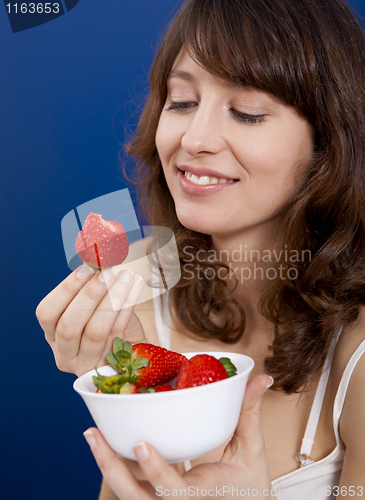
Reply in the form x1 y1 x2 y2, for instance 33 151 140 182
210 229 279 347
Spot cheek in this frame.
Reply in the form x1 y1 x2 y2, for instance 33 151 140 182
233 122 312 183
155 121 166 162
155 115 181 165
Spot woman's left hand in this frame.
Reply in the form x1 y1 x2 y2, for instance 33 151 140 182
83 373 276 500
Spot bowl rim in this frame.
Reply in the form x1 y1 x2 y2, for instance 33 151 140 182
73 351 255 399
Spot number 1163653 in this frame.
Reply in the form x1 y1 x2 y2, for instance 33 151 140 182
6 3 60 14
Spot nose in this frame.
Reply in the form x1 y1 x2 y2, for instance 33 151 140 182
180 103 226 156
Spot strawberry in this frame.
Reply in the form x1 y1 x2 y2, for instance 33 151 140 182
94 376 141 394
118 382 141 394
104 337 188 389
75 212 129 269
93 371 141 394
155 384 175 392
136 384 175 393
175 354 237 390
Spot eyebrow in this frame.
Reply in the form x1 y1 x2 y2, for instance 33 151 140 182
167 70 197 84
167 69 246 90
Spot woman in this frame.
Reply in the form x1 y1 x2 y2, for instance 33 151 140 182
36 0 365 498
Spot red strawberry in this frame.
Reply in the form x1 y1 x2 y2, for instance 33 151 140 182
155 384 175 392
106 338 188 389
130 343 187 388
75 212 129 268
176 354 229 389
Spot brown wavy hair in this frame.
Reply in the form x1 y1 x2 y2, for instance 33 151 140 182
123 0 365 393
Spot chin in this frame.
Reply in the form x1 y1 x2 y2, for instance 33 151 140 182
175 209 210 235
175 208 231 237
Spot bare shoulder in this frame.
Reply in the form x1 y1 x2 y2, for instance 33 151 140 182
335 306 365 487
334 305 365 373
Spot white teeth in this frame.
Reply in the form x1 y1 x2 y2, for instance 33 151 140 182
198 176 210 185
184 171 234 185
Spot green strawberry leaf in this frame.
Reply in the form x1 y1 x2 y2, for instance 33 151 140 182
92 376 104 389
117 374 131 385
131 357 150 370
113 384 123 394
94 367 107 380
113 337 125 358
107 352 120 369
219 357 237 377
123 341 133 356
138 387 155 393
93 377 114 393
116 349 132 360
100 386 114 394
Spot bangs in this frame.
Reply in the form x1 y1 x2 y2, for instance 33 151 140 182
173 0 319 118
153 0 365 137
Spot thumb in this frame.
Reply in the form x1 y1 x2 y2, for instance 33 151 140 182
234 373 274 451
83 427 143 499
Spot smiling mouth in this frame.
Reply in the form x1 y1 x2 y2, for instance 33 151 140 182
181 170 239 186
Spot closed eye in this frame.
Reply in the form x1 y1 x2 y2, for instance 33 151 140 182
165 102 267 124
165 101 197 112
230 109 267 124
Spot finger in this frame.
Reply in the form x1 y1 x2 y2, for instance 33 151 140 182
36 265 94 344
77 272 144 367
234 373 274 449
112 309 145 344
109 287 146 344
83 428 150 500
54 269 117 362
133 442 187 495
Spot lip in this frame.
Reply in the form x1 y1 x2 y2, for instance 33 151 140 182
178 164 238 180
178 169 239 196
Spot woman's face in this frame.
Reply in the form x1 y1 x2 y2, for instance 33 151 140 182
156 48 314 244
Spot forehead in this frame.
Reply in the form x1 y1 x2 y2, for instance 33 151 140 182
168 48 240 89
167 48 287 108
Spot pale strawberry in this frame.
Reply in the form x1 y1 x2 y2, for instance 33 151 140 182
118 382 141 394
75 212 129 268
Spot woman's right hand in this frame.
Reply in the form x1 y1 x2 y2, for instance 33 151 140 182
36 265 146 377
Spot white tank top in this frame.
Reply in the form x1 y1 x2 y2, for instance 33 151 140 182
153 293 365 499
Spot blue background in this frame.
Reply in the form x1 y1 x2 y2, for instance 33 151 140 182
0 0 364 499
0 1 179 499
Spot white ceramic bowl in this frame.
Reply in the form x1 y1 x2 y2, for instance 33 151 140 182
73 351 254 463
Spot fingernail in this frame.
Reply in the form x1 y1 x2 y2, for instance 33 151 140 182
98 269 114 283
119 269 134 283
77 264 93 280
83 430 96 450
266 376 274 389
134 442 150 461
132 275 144 288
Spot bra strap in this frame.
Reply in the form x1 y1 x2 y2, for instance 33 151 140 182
298 326 343 466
